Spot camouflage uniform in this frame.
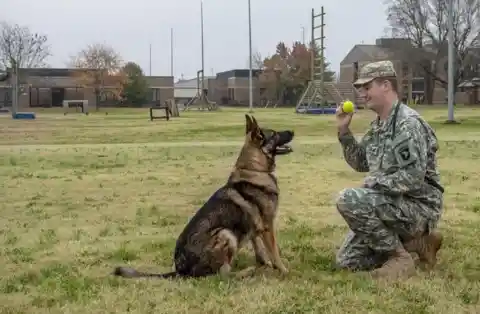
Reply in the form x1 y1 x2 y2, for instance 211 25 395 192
335 61 444 272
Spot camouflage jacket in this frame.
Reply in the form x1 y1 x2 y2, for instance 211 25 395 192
338 102 444 211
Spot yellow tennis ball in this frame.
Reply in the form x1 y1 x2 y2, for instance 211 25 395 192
342 101 355 113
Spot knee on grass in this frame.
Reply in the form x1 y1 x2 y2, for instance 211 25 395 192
335 187 367 216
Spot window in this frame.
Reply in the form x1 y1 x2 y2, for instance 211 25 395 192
412 79 425 93
461 64 480 79
150 88 160 101
353 62 358 81
412 66 425 78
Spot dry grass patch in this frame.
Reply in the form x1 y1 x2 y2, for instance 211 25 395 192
0 107 480 313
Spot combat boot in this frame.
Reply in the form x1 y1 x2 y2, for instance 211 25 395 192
369 245 416 280
404 230 443 270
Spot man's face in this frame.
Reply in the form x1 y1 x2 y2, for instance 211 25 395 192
355 79 388 110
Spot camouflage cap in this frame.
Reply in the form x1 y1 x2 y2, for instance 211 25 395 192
353 60 397 87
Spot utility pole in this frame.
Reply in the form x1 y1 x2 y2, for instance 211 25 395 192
170 28 174 78
311 7 325 97
447 0 456 123
149 43 152 76
200 0 205 94
248 0 253 113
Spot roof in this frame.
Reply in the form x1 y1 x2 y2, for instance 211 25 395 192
174 76 215 88
216 69 262 79
339 37 480 66
340 45 396 66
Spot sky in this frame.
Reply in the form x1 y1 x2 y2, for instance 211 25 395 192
2 0 390 81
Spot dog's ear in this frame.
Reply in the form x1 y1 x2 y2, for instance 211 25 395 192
251 116 259 128
245 114 254 134
247 115 264 142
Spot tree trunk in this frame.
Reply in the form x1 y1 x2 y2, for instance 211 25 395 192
95 89 100 111
424 74 434 105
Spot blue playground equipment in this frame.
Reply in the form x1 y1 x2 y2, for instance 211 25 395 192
12 112 36 120
295 81 344 115
297 107 337 115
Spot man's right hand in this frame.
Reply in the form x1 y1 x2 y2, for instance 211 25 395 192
336 102 354 135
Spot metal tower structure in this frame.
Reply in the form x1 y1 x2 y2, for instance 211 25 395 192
310 6 325 93
296 6 342 113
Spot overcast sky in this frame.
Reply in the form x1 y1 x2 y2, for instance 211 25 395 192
3 0 389 80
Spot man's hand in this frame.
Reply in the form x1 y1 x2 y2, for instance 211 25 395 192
363 175 377 188
336 102 354 135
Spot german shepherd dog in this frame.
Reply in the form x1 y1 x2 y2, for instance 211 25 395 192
113 114 294 279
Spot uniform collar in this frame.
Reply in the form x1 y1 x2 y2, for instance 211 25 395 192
372 100 400 131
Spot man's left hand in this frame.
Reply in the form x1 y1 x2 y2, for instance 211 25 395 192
363 175 377 188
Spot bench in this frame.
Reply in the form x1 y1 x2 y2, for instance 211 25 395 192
63 100 89 115
149 103 170 121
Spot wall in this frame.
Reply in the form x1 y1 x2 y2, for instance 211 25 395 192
2 70 175 108
227 77 260 105
145 76 174 105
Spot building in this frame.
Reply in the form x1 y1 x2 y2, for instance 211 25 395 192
339 37 480 105
171 69 264 106
0 68 174 109
174 76 216 105
215 69 262 106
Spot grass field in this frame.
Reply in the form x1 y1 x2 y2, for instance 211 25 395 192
1 106 480 313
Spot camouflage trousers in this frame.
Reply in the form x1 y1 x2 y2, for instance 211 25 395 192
335 187 439 271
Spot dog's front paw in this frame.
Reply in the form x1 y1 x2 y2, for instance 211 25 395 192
273 263 288 275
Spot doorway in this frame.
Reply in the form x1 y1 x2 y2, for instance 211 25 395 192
51 88 65 107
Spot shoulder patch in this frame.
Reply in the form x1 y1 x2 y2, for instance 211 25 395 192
393 138 417 167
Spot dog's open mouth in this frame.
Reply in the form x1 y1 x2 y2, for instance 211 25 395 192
275 144 293 155
274 130 294 155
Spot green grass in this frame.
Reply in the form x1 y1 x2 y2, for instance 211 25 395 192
1 106 480 313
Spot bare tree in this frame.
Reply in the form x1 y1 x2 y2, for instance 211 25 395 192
0 21 51 71
252 51 264 69
69 43 125 110
244 50 265 70
386 0 480 102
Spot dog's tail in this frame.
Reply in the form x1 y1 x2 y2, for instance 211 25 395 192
113 266 179 279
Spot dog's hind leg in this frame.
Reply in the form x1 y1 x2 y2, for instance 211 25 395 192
210 229 239 279
211 229 268 279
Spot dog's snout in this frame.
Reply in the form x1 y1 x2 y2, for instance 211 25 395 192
283 130 294 139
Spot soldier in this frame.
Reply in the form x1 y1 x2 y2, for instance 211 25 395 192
335 60 444 280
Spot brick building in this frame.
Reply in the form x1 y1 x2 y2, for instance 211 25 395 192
215 69 262 106
339 38 480 105
0 68 174 109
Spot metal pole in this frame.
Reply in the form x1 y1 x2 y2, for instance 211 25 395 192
149 43 152 76
12 64 17 115
170 28 174 78
310 9 314 82
319 6 325 99
447 0 455 122
200 1 205 93
248 0 253 112
301 26 305 45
